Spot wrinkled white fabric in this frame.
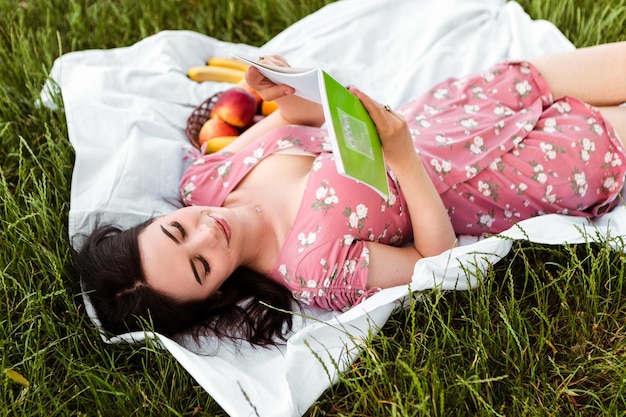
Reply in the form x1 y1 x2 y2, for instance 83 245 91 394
42 0 626 416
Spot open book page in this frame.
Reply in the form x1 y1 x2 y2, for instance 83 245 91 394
234 55 390 199
235 55 323 103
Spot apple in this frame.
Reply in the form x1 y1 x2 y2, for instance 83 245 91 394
198 117 240 145
210 87 257 128
236 79 263 107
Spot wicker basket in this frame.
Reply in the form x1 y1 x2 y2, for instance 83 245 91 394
185 92 223 149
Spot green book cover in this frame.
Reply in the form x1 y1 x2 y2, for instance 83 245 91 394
235 55 390 199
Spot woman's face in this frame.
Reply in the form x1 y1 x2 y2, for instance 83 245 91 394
138 206 242 302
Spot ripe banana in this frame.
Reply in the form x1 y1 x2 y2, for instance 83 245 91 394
204 136 238 153
207 57 250 72
187 66 245 83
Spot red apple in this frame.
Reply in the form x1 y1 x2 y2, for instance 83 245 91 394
236 79 263 107
198 117 240 145
210 87 257 128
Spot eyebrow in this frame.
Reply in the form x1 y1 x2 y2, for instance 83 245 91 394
160 225 180 244
160 224 202 285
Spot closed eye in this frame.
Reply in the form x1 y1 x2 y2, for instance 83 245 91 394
165 221 207 285
171 221 187 239
197 255 210 276
190 256 209 285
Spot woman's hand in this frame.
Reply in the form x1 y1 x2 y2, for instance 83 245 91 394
244 54 324 127
245 55 295 102
347 86 416 173
217 55 323 154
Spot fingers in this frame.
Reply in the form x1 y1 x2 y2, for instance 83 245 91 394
257 83 295 102
347 85 379 114
348 86 392 117
347 85 404 135
257 54 290 68
247 54 298 101
245 66 294 102
347 85 416 169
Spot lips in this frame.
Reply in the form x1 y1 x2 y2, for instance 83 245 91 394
210 215 231 245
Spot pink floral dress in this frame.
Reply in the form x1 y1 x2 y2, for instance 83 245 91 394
180 61 626 311
181 125 411 310
402 60 626 234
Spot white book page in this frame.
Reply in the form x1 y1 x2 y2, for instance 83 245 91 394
234 55 322 103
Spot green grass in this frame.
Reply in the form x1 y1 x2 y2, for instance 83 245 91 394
317 238 626 416
1 0 625 415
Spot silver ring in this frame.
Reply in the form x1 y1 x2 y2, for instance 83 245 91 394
383 104 391 112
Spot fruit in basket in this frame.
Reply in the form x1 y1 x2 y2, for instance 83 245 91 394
210 87 257 128
235 79 278 116
236 79 263 107
187 66 246 83
204 136 238 153
198 118 240 145
261 100 279 116
207 57 250 72
187 78 280 153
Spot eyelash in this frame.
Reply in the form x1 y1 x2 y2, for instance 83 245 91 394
171 221 210 276
197 255 210 276
172 221 186 238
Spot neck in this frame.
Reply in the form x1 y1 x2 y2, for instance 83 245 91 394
254 205 266 247
243 204 273 275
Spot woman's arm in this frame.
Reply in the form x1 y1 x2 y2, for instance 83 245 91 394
218 55 325 154
348 86 457 289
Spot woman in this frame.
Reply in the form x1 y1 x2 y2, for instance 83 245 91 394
75 42 626 346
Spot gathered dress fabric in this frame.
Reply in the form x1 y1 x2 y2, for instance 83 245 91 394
180 60 626 311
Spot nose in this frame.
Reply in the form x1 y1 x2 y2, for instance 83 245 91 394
188 222 220 249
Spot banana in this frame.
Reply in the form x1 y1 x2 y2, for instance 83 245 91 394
207 57 250 72
204 136 238 153
187 66 245 83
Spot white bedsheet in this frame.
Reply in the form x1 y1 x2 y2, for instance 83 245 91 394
43 0 626 416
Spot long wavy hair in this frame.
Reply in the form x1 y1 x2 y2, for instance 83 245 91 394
73 220 295 346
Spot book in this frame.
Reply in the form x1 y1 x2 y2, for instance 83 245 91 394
235 55 390 199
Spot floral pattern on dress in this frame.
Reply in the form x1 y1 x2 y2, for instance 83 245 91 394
311 180 338 212
297 225 320 254
243 145 264 167
398 60 626 235
179 61 626 312
343 204 368 233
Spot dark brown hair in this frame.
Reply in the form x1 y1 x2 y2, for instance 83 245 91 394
73 220 295 346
